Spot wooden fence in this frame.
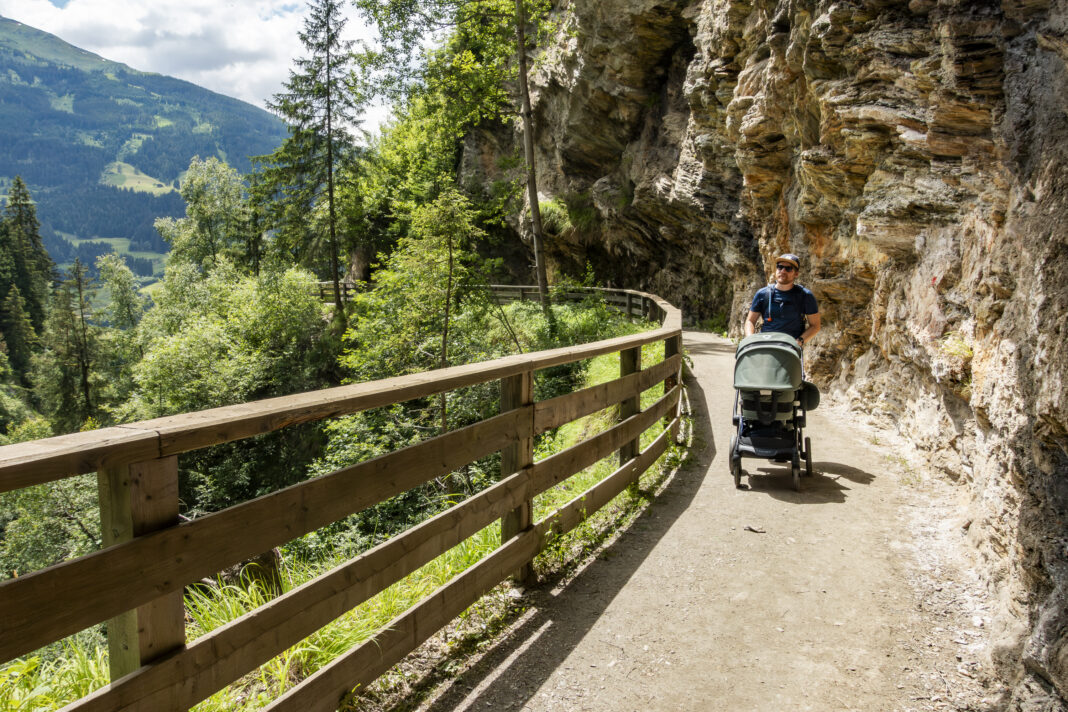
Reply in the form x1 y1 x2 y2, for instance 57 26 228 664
0 287 682 712
313 281 359 302
313 282 662 323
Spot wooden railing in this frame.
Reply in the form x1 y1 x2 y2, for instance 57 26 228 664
313 281 359 302
314 282 662 322
0 287 682 712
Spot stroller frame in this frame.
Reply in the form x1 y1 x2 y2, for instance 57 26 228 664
729 333 816 491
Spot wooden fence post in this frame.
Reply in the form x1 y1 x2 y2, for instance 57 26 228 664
664 333 682 432
500 370 534 584
620 346 641 493
98 465 139 680
97 456 184 682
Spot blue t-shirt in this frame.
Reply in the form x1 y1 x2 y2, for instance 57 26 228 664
750 285 818 339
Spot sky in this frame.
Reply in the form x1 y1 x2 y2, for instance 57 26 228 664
0 0 390 127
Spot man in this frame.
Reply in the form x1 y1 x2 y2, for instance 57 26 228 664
744 253 821 348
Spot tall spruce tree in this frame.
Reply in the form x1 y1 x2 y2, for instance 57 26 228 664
252 0 361 312
2 177 53 333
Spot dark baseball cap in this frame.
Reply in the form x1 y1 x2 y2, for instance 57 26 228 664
776 253 800 269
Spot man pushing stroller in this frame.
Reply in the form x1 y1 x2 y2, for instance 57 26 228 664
730 253 821 490
744 253 821 347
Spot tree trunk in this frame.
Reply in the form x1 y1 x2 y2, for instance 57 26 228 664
514 0 553 328
440 230 453 434
325 20 343 314
73 264 93 417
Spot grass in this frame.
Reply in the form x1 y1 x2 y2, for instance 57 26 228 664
939 332 973 361
59 234 167 280
49 93 74 113
99 161 175 195
1 312 683 711
887 453 922 487
180 527 504 710
698 311 728 335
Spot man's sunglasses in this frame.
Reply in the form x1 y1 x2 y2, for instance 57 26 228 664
775 264 797 272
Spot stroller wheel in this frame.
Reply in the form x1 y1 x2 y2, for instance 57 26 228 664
804 436 813 477
791 451 801 492
729 436 743 488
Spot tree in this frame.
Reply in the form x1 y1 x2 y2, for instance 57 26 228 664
253 0 362 312
354 0 555 323
0 418 100 581
0 337 35 435
337 187 494 494
68 261 95 418
2 177 53 333
155 157 252 272
96 254 148 331
1 286 38 384
120 260 330 513
95 254 149 414
32 260 98 432
341 188 488 385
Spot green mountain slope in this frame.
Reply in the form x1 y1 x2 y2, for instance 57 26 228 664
0 15 287 270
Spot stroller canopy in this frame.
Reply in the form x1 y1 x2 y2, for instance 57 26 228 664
734 332 803 391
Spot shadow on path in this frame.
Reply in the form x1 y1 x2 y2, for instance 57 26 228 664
415 367 715 712
741 459 877 504
683 366 715 465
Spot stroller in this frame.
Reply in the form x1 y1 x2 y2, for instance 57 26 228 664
729 332 820 491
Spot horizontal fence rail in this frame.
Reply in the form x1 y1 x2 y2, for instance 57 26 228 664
0 286 682 712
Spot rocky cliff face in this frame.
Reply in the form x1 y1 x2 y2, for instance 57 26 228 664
468 0 1068 707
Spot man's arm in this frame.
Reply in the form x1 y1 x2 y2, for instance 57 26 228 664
745 310 762 336
799 313 821 346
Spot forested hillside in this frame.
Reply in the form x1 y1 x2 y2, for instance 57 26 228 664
0 15 286 268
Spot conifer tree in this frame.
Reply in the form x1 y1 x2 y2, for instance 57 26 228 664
253 0 362 312
68 260 95 420
2 177 53 333
33 261 97 432
2 286 38 384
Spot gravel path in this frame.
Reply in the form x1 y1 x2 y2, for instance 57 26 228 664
399 331 999 712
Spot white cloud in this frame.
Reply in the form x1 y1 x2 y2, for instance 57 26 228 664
0 0 383 124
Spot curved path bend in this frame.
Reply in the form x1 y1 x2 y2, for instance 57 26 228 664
409 331 992 712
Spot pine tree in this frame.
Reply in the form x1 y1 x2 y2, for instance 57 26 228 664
253 0 362 312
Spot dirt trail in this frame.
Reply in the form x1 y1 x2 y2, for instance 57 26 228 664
410 331 996 711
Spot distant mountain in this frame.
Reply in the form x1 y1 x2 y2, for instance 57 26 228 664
0 16 287 271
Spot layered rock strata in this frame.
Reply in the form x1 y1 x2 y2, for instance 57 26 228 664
468 0 1068 706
